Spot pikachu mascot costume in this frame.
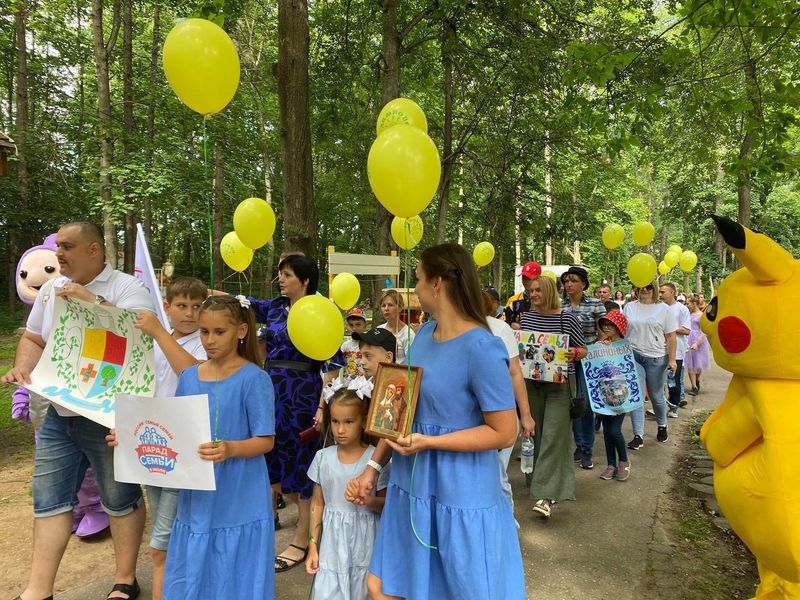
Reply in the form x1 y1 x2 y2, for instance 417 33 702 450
701 215 800 599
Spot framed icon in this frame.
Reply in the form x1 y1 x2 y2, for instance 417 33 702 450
365 362 422 441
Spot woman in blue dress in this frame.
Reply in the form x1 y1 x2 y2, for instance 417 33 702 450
248 254 342 572
347 243 525 599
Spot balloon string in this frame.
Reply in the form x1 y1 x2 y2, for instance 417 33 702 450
402 233 436 551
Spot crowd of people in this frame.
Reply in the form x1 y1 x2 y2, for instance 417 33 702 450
1 221 712 600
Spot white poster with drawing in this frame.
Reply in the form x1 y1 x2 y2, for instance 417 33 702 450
114 393 215 491
25 296 156 428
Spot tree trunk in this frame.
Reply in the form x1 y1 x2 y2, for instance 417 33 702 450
122 0 134 273
91 0 120 266
544 127 552 264
10 1 30 314
737 35 761 228
144 4 160 242
435 17 455 244
277 0 317 258
213 144 224 281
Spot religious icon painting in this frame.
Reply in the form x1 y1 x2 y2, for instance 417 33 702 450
366 362 422 441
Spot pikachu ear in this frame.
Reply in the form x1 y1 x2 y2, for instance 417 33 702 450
712 214 794 284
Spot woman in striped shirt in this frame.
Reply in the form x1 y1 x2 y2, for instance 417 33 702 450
520 276 586 518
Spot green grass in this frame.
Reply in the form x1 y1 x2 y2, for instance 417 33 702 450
0 330 36 452
679 513 713 548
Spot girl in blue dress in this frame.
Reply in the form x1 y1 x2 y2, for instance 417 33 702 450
346 244 525 600
305 389 389 599
164 295 276 599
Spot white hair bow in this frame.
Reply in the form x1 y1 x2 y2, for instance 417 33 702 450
235 295 251 309
348 376 374 400
321 378 347 403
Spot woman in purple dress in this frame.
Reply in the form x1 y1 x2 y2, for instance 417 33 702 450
683 296 710 396
249 254 341 573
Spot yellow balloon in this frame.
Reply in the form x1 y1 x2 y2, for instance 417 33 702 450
367 125 441 218
330 272 360 310
287 295 345 361
627 253 657 287
658 261 670 275
233 198 276 249
376 98 428 136
163 18 240 115
220 231 253 272
473 242 495 267
541 270 558 282
391 216 424 250
667 244 683 256
601 223 625 250
632 222 656 247
680 250 698 272
663 250 680 269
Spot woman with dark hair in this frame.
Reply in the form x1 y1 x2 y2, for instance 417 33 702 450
248 253 339 573
347 243 524 599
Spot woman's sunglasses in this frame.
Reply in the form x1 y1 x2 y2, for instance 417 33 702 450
638 285 654 292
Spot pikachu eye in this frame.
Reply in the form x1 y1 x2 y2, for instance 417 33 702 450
706 297 718 322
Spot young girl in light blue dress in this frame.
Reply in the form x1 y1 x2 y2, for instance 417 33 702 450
306 389 388 600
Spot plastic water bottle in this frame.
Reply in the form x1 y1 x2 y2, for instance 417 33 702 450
520 438 534 474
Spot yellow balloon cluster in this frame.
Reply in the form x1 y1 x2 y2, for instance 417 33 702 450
330 273 360 310
287 295 344 361
473 242 495 267
220 231 253 272
601 224 625 250
391 216 424 250
667 244 683 256
163 19 240 116
234 198 276 250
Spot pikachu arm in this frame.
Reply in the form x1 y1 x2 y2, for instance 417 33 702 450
700 375 762 468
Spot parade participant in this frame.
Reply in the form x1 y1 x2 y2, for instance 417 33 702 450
595 311 631 482
133 277 207 600
521 276 586 518
347 243 524 599
247 254 340 572
377 290 415 364
614 290 625 308
2 222 155 600
504 261 541 329
161 295 275 599
623 282 678 449
305 389 389 599
683 296 710 395
561 266 606 470
594 283 611 302
659 282 691 416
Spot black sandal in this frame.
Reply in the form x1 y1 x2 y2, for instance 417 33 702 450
107 578 141 600
274 543 308 573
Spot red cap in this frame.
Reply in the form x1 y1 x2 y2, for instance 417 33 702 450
346 308 367 321
599 310 627 337
520 261 542 280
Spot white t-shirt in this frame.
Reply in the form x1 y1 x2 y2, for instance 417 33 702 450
378 323 415 364
155 329 206 397
487 316 518 359
666 302 691 360
26 263 156 417
622 301 678 359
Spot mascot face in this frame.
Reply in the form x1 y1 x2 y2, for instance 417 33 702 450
701 215 800 379
16 234 61 305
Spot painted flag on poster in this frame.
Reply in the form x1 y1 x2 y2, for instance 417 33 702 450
114 393 216 490
26 296 156 428
134 223 169 328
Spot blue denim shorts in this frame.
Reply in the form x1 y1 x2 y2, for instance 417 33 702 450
33 406 142 517
145 485 179 550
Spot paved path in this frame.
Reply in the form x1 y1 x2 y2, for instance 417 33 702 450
58 363 730 599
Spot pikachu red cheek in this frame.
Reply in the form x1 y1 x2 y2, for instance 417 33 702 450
718 316 751 354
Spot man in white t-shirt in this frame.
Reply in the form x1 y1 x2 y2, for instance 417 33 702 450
1 222 155 600
660 283 692 417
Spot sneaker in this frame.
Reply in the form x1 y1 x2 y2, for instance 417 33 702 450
616 461 631 481
532 499 552 518
687 387 699 396
668 406 679 418
657 426 669 442
678 399 688 407
580 453 594 470
627 435 644 450
599 466 615 480
645 408 656 418
573 447 582 463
